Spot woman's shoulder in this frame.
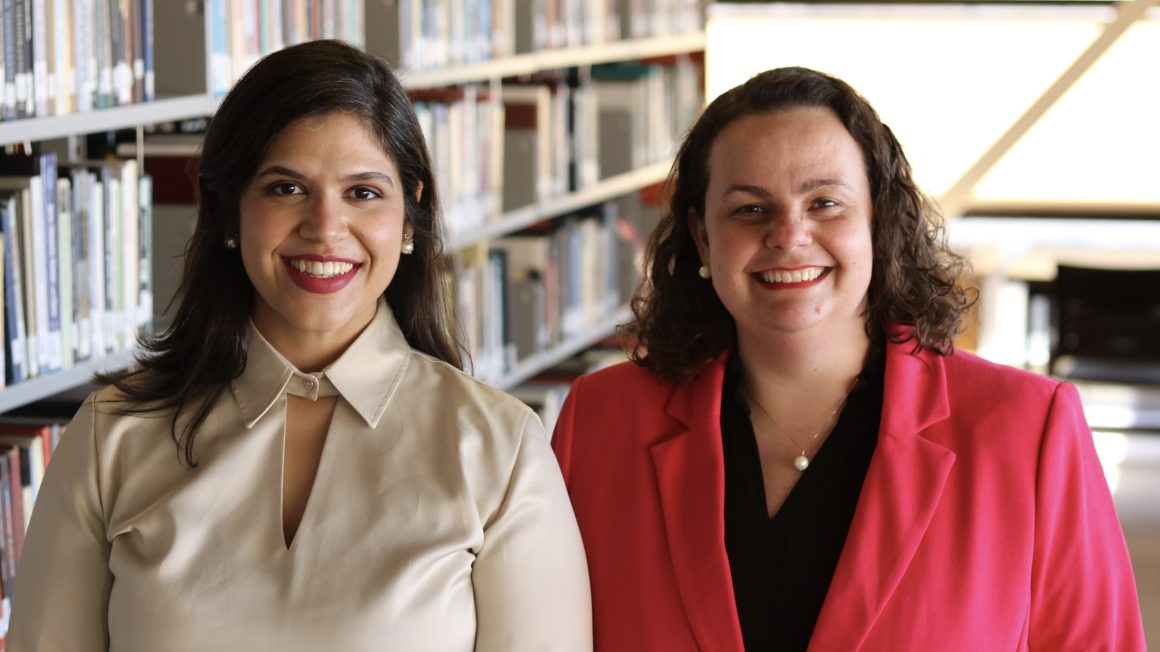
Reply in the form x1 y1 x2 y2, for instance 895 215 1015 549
941 347 1062 401
404 350 536 422
570 358 676 402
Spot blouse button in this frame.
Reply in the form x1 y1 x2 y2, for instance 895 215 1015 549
303 378 316 391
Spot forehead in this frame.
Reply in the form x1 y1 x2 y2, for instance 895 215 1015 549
707 107 866 182
264 112 393 162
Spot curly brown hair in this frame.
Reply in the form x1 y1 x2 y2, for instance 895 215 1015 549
624 66 974 380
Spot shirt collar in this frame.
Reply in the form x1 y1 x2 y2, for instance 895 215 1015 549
231 299 411 429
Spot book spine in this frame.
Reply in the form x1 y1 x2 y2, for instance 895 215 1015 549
102 170 120 352
0 456 17 601
1 0 16 119
22 175 48 375
71 169 92 362
119 161 138 345
40 153 62 373
15 187 36 379
13 0 32 117
0 198 24 384
207 0 228 95
89 173 105 356
73 0 94 112
108 0 129 106
56 177 74 369
32 0 49 116
137 174 152 330
129 0 143 103
93 0 112 109
139 0 153 101
53 0 75 115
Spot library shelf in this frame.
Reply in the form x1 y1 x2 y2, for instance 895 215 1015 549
0 350 137 414
450 159 672 249
487 305 631 390
0 95 220 147
399 32 706 90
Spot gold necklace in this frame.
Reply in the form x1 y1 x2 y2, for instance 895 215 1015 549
744 378 858 472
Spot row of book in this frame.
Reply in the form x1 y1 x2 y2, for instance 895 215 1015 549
133 55 701 226
418 58 702 240
0 153 153 388
0 418 62 645
462 190 656 383
207 0 366 97
0 0 154 121
413 87 504 238
368 0 700 72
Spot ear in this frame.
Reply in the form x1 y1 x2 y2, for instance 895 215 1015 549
414 180 424 204
688 207 709 266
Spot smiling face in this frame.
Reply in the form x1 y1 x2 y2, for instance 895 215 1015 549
239 111 414 368
691 107 874 347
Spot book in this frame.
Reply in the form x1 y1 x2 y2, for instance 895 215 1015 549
0 153 62 375
0 179 40 379
139 0 154 101
11 0 33 117
32 0 49 116
0 422 55 533
0 233 5 387
502 84 554 211
52 0 75 115
1 0 16 119
72 0 95 113
0 453 18 601
0 195 25 384
56 176 74 368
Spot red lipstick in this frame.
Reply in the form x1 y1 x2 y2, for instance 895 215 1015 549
283 255 359 294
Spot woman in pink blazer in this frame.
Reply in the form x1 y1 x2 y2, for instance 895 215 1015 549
551 67 1145 651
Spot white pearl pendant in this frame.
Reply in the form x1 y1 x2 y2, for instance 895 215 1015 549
793 455 810 471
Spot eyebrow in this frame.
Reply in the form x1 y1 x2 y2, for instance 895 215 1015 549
724 178 851 197
253 165 397 189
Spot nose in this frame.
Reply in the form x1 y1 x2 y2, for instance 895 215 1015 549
298 193 347 241
765 211 812 250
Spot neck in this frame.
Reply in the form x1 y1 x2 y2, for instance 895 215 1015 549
736 322 871 415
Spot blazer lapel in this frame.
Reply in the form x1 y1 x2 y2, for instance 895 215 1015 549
649 355 745 652
809 343 957 651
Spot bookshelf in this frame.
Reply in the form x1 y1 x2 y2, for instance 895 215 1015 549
0 350 134 414
0 96 220 148
398 33 706 89
488 305 631 390
450 158 671 249
0 5 705 417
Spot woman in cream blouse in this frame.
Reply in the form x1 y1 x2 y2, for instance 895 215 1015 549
8 40 591 651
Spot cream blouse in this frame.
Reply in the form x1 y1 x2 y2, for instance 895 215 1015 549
8 300 592 651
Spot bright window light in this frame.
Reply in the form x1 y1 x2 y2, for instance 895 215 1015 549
705 3 1160 214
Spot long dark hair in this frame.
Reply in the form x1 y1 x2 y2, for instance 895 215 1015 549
626 66 974 381
99 40 464 465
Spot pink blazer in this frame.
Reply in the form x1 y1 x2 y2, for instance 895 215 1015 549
552 341 1146 651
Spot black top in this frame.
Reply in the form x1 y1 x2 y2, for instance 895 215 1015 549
720 345 885 651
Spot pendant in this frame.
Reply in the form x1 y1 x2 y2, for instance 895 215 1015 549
793 454 810 471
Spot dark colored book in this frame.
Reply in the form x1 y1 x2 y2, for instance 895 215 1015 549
139 0 153 101
1 195 27 383
0 454 18 600
1 0 18 120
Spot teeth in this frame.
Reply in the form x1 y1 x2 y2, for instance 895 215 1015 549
289 258 354 278
760 267 825 284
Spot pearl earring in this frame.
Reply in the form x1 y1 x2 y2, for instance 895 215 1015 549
698 264 711 279
224 233 239 250
401 232 414 255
